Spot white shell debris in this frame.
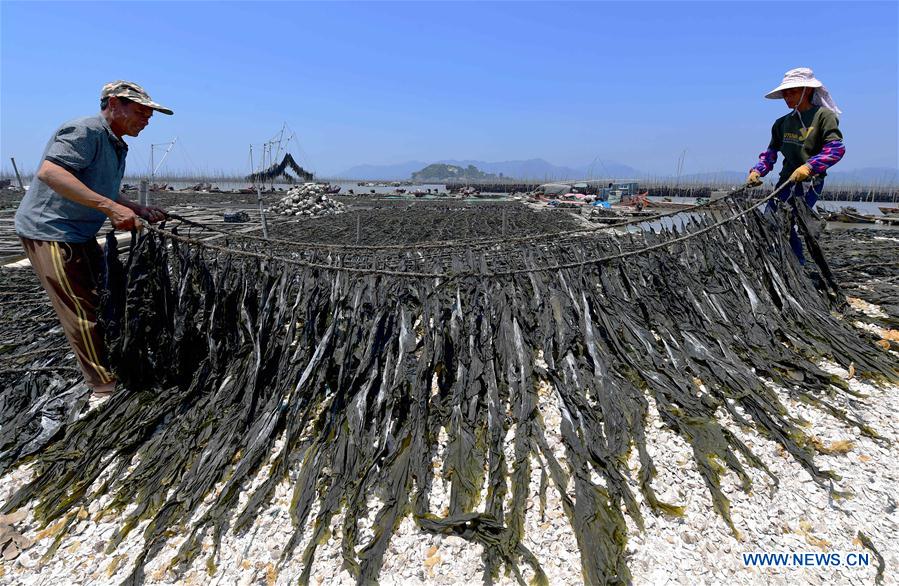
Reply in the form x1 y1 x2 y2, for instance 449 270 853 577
269 184 346 218
1 326 896 585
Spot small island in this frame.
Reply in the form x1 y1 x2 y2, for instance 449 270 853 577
411 163 497 181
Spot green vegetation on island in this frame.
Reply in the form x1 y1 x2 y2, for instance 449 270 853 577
411 163 498 181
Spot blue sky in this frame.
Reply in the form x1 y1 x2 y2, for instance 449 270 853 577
1 1 896 178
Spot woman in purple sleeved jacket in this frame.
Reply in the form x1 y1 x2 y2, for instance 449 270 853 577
747 67 845 262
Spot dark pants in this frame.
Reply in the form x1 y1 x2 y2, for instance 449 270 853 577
19 236 115 388
766 180 824 264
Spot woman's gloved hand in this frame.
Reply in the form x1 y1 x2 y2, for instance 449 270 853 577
789 164 813 183
747 170 763 187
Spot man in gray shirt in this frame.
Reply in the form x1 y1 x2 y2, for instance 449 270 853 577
14 80 172 397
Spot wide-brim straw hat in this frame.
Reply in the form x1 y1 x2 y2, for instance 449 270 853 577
764 67 823 99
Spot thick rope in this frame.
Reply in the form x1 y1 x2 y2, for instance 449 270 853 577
0 366 80 375
833 260 899 273
0 345 69 362
0 299 52 307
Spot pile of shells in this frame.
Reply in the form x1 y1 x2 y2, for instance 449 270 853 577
269 184 346 218
2 360 894 586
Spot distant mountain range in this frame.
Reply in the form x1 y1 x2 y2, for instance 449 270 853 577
330 159 898 185
674 167 899 186
437 159 642 181
826 166 899 185
334 158 640 181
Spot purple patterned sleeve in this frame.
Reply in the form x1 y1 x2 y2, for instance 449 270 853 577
751 149 777 176
806 140 845 174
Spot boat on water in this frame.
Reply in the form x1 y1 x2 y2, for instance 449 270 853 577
821 207 877 224
642 198 697 211
586 204 658 224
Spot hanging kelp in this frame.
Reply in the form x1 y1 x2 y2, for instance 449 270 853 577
246 152 313 183
0 268 89 474
820 228 899 332
2 196 896 585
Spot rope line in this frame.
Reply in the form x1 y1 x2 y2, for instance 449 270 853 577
147 182 791 280
0 366 80 375
0 299 52 307
0 344 69 362
832 260 899 272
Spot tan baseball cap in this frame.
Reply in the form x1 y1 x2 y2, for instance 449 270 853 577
100 80 173 115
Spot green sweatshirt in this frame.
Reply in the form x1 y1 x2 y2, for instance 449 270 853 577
768 106 842 184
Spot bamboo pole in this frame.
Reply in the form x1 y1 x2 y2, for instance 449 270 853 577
250 144 269 239
10 158 24 189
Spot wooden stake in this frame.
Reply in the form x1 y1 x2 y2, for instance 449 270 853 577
139 179 149 206
10 158 24 189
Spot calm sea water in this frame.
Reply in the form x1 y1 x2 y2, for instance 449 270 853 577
655 196 890 216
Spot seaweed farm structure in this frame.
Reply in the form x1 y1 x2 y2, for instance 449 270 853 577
438 178 899 203
245 153 314 184
0 188 897 584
